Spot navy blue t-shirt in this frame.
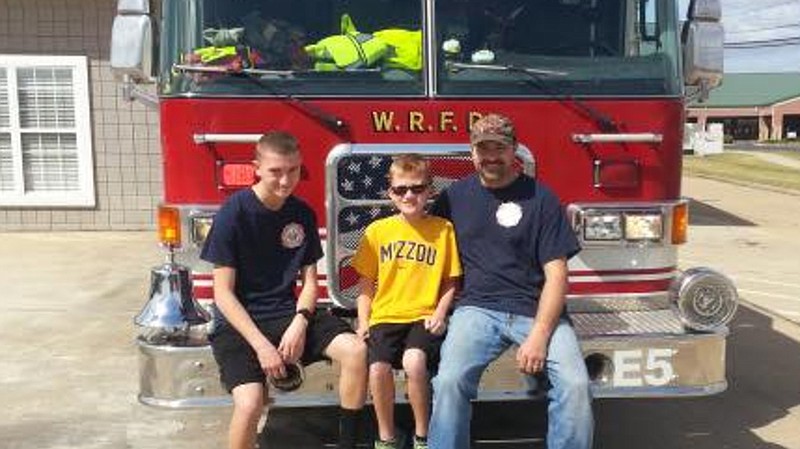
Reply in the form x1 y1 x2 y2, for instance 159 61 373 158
432 174 580 317
200 189 323 329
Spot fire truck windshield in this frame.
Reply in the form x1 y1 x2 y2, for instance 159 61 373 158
435 0 681 97
160 0 425 96
159 0 681 97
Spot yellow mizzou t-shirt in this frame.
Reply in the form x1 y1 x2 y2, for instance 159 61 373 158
352 214 462 326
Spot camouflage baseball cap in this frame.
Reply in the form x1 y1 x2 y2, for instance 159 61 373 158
470 113 516 146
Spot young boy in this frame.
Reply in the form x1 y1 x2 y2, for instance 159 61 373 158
351 154 462 449
200 131 367 449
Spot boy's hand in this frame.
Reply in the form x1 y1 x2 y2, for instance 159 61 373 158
355 324 369 340
278 315 308 364
256 344 286 379
424 314 447 335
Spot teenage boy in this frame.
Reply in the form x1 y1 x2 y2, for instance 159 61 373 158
351 154 462 449
201 131 367 449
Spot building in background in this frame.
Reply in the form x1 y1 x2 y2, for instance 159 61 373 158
687 73 800 142
0 0 160 231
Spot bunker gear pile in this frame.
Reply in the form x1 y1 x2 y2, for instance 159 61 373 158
304 14 422 72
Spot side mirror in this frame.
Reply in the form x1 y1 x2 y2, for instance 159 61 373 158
110 0 154 83
683 21 723 88
682 0 723 100
688 0 721 21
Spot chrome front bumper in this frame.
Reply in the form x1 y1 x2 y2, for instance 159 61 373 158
137 308 728 408
574 310 728 398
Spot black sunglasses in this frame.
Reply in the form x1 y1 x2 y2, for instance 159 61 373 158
389 184 429 196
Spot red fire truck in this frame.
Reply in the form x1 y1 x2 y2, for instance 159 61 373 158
111 0 737 410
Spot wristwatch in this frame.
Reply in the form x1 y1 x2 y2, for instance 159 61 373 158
296 308 314 322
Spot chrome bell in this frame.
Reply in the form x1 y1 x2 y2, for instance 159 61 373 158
135 262 210 341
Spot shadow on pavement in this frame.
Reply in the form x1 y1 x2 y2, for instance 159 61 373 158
688 198 756 227
259 405 378 449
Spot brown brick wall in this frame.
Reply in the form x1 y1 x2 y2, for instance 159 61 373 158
0 0 161 231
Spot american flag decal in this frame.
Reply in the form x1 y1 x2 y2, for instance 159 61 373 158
337 155 392 200
332 153 476 305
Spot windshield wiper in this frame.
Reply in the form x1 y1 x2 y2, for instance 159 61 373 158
448 61 569 78
448 62 618 133
173 64 349 136
174 64 297 77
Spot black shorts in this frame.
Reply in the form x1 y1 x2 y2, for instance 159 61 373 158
367 321 444 370
209 311 353 392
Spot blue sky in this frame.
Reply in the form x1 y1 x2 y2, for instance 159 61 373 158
679 0 800 73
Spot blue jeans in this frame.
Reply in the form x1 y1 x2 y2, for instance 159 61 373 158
429 306 593 449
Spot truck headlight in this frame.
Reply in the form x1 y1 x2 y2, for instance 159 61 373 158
570 203 682 245
624 213 663 241
671 267 738 331
583 211 623 241
190 215 214 247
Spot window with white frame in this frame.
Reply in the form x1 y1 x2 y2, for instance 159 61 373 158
0 55 95 207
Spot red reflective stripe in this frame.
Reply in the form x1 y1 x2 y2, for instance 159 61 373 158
568 279 671 295
193 285 214 299
194 286 330 301
569 266 676 277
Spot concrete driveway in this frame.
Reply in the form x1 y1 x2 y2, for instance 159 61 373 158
682 176 800 323
0 232 228 449
1 174 799 448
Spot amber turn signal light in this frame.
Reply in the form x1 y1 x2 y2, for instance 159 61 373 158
671 202 688 245
158 205 181 247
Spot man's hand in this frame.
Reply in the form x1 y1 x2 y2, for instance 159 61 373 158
256 343 286 379
516 333 548 375
278 315 308 364
424 313 448 335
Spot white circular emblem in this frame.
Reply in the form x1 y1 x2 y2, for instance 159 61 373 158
496 202 523 228
281 223 305 249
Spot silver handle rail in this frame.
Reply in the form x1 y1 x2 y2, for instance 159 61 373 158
572 133 663 144
193 134 262 144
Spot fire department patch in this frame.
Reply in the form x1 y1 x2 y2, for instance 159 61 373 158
496 202 523 228
281 223 305 249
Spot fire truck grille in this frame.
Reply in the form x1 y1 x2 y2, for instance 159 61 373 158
571 310 685 336
330 152 481 306
337 205 395 250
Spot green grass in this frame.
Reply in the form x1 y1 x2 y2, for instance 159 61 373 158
730 150 800 163
683 152 800 192
772 151 800 162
